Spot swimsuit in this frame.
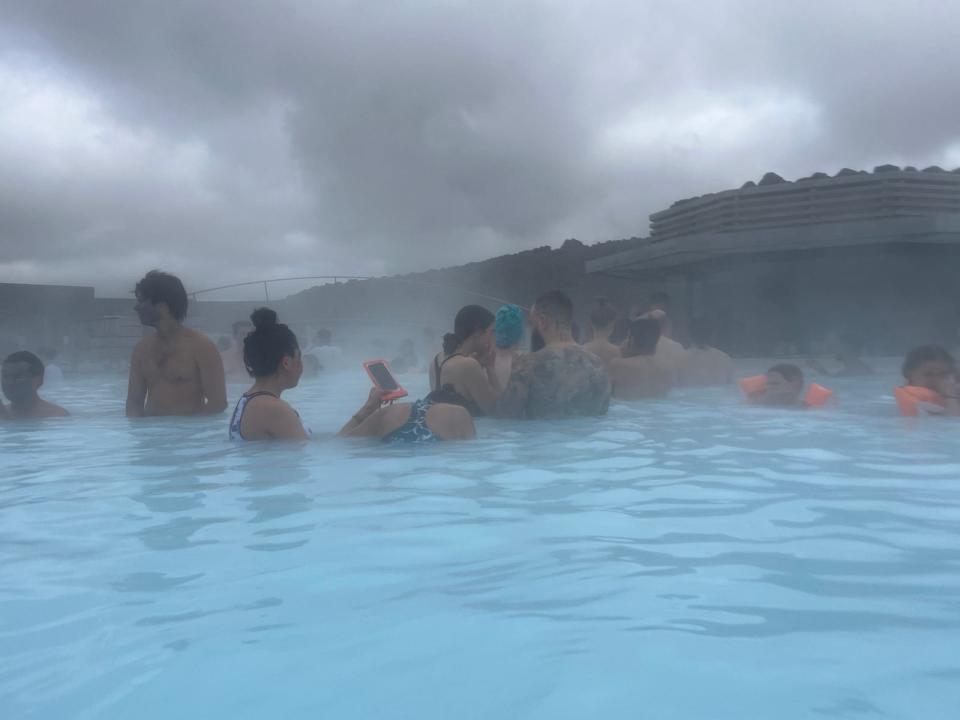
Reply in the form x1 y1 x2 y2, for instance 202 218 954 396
433 353 483 416
382 399 438 443
228 391 309 441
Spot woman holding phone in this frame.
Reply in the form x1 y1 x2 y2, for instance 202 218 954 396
339 386 475 442
228 308 310 441
429 305 502 416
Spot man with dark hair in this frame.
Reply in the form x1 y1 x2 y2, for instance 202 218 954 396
126 270 227 417
497 290 610 419
2 351 69 419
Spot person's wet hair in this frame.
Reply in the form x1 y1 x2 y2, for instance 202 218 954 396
622 318 660 357
443 305 494 354
530 328 545 352
534 290 573 329
494 304 524 349
589 297 617 329
134 270 188 322
3 351 44 377
768 363 804 384
902 345 955 379
243 307 299 378
688 317 713 349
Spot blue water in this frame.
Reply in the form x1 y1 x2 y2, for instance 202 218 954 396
2 364 959 719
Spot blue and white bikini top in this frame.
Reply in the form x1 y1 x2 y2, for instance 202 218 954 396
228 391 309 441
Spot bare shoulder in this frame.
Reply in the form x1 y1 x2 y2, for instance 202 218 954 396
43 400 70 418
184 328 218 353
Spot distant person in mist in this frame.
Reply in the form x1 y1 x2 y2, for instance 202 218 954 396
228 308 310 441
1 351 69 419
582 298 621 366
390 339 418 374
126 270 227 418
493 304 524 387
807 333 873 377
429 305 502 416
497 291 610 419
609 319 672 399
308 328 344 372
679 318 733 387
221 319 253 379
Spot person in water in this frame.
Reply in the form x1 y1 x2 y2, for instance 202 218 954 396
807 333 873 377
582 297 621 366
228 308 310 441
678 317 733 386
429 305 502 416
497 290 610 419
307 328 344 372
339 386 475 442
1 351 69 419
609 318 672 399
220 319 254 379
897 345 960 415
126 271 227 418
493 304 524 387
755 363 806 407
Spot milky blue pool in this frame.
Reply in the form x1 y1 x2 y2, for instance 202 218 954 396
2 362 959 719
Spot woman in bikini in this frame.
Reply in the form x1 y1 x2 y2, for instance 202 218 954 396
228 307 310 441
428 305 502 416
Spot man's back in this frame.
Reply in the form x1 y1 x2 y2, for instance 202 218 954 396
610 355 672 399
129 327 226 416
582 338 621 366
498 344 610 419
679 346 733 386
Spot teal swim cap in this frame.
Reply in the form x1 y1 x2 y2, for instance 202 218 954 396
494 304 523 348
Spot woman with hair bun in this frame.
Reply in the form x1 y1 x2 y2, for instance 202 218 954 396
227 307 309 441
428 304 501 416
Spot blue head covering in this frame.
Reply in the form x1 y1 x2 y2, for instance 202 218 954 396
494 304 524 349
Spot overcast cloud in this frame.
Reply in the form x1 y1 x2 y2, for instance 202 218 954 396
1 0 959 296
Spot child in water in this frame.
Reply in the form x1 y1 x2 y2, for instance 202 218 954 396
896 345 960 416
741 363 832 408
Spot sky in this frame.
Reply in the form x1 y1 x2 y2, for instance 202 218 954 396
1 0 960 297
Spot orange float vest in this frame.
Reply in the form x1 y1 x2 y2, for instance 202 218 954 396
738 375 833 407
894 386 944 417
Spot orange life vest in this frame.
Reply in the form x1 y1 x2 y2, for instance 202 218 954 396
894 386 945 417
738 375 833 407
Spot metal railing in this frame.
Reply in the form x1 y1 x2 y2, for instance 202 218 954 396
189 274 526 309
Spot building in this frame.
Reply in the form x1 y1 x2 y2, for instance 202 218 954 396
587 166 960 355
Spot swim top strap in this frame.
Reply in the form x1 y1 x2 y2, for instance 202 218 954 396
436 353 464 387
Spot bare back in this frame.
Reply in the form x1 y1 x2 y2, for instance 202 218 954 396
127 327 227 416
609 356 672 399
679 346 733 387
582 338 622 366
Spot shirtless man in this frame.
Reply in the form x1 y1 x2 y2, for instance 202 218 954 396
220 319 253 379
497 291 610 419
679 317 733 386
609 318 672 399
126 270 227 417
582 297 621 366
1 351 70 419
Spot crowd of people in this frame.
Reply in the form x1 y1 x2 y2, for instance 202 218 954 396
3 269 960 433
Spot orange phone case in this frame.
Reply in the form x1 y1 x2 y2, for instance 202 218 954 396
363 359 408 402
